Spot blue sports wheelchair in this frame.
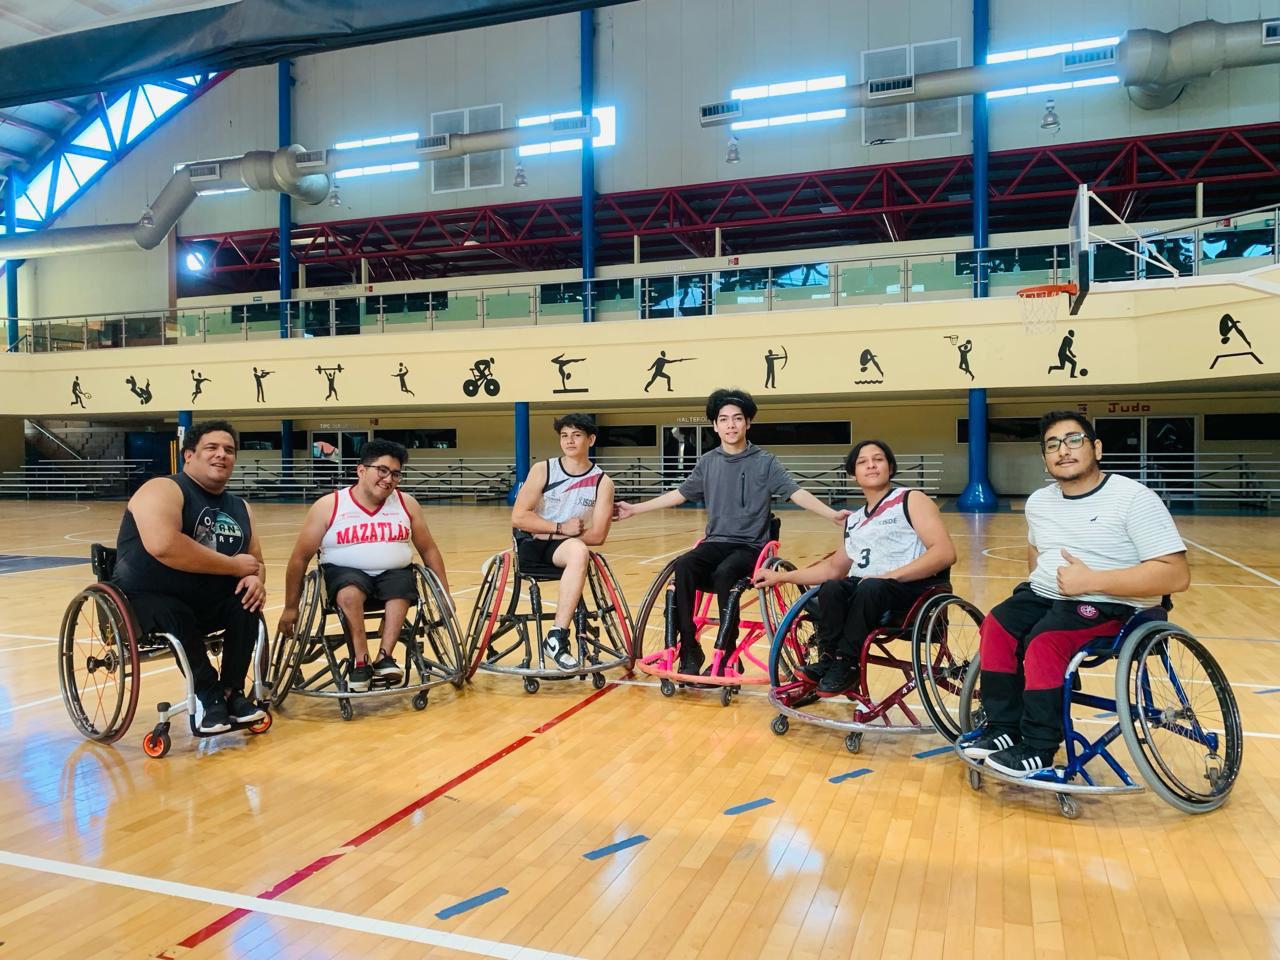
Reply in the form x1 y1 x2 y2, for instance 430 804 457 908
955 599 1243 818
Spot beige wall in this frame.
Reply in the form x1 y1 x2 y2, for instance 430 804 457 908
0 418 24 472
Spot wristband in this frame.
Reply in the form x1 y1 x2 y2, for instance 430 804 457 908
555 521 561 536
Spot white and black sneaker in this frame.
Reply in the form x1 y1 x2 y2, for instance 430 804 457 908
194 688 232 734
226 691 266 724
960 729 1019 761
372 652 404 682
985 742 1057 779
543 628 578 671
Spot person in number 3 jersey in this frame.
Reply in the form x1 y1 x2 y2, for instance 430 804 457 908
753 439 957 696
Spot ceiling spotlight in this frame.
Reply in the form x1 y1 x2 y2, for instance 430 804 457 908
725 135 741 164
1040 98 1061 134
327 186 342 207
183 249 206 272
513 161 528 188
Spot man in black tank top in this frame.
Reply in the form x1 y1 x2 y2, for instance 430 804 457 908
113 420 267 734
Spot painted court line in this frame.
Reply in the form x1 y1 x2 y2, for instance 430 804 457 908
1184 538 1280 588
0 851 582 960
1254 688 1280 695
912 745 952 759
174 682 618 950
829 768 874 784
582 835 649 860
436 887 510 920
724 797 775 816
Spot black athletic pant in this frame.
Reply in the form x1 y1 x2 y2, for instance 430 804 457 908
127 590 261 696
814 576 944 661
673 540 758 653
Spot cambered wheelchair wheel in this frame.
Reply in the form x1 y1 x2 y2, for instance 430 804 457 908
911 596 984 743
586 554 636 666
957 654 984 735
411 565 466 689
59 583 142 743
1115 624 1243 814
759 558 801 640
632 557 680 661
463 552 512 680
766 585 820 687
267 566 321 709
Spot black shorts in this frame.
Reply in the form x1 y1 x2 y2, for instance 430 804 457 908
321 564 416 608
516 537 566 578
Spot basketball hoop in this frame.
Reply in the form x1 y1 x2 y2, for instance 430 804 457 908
1017 282 1076 334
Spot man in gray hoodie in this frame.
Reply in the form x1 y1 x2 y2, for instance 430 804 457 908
615 388 847 675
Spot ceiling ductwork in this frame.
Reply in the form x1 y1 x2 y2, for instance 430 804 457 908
0 116 598 260
700 18 1280 127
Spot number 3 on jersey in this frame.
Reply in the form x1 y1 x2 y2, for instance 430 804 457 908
856 547 871 569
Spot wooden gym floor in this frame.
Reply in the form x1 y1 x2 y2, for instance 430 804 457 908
1 499 1278 959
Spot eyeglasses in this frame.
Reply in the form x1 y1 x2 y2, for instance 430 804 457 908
1042 432 1089 454
364 464 403 482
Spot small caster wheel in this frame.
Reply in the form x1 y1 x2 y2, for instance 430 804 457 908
1057 793 1081 820
771 715 789 736
339 699 353 721
845 732 863 754
412 691 428 710
967 767 983 791
591 672 606 690
660 678 676 697
142 730 171 758
524 677 540 694
720 687 733 707
249 712 272 734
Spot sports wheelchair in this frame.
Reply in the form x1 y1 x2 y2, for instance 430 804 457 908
267 563 464 720
955 600 1243 818
632 521 797 706
463 539 634 691
58 544 273 758
766 577 983 752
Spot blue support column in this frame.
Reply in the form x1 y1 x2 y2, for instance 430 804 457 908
579 9 597 323
177 411 193 461
957 0 998 512
278 60 294 339
5 176 19 350
509 402 531 506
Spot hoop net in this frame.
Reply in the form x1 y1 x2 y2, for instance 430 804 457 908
1017 283 1077 335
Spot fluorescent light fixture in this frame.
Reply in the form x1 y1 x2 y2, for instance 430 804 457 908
334 131 420 150
986 50 1027 64
1073 36 1120 50
1027 81 1072 93
731 74 846 100
987 35 1120 64
1027 42 1072 58
1072 75 1120 87
518 105 616 158
197 186 250 196
987 87 1027 99
333 161 421 179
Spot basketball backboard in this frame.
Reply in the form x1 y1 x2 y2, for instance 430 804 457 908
1068 183 1090 315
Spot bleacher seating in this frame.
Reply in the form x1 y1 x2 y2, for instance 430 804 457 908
0 459 152 499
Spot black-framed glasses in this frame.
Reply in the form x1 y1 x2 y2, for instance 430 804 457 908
364 463 403 482
1042 432 1088 454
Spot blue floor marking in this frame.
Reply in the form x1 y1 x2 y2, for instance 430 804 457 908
1093 710 1118 718
583 835 649 860
0 555 89 575
912 745 952 759
724 797 775 816
435 886 508 920
829 768 873 784
1255 688 1280 695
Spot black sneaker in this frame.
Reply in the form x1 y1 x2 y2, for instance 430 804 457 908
542 628 578 671
372 652 404 682
816 659 858 696
226 691 266 724
348 662 373 693
960 729 1019 761
798 655 835 684
194 688 231 734
677 644 705 676
986 742 1057 779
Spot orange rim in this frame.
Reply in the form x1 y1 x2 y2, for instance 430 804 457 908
1017 283 1077 299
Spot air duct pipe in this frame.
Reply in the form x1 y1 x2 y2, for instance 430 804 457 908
0 116 599 260
699 17 1280 127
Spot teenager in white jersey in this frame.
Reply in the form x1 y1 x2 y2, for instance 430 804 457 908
754 439 956 695
511 414 616 671
278 440 452 692
964 410 1189 778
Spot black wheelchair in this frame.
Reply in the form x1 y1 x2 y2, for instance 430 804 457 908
58 544 273 758
955 600 1243 817
463 539 634 692
266 563 465 720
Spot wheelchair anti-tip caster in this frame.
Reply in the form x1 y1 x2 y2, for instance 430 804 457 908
524 677 540 694
592 672 606 690
968 768 983 791
142 724 171 758
412 691 428 710
845 732 864 754
660 678 675 697
1057 793 1081 820
339 699 353 721
771 715 789 736
720 687 734 707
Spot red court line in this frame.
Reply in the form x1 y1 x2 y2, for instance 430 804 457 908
176 683 618 949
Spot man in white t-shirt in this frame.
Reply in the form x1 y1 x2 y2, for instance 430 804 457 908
963 410 1189 778
278 440 451 692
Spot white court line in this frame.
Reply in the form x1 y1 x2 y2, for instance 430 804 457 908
0 665 177 716
1184 538 1280 588
0 506 90 523
0 632 58 641
0 642 57 653
640 546 688 566
0 849 584 960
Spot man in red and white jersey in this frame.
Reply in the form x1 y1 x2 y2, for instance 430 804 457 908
279 440 451 692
